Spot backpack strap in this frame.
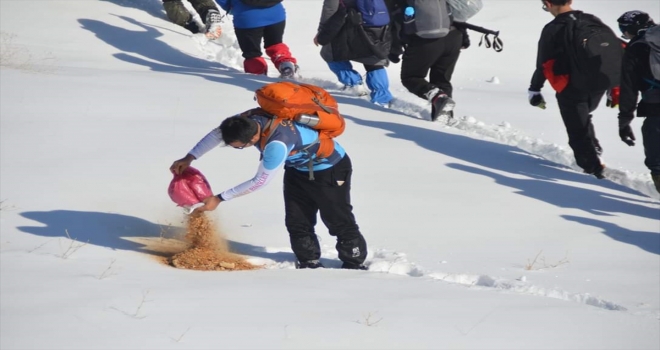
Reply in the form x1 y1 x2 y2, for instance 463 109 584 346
298 138 320 181
259 116 280 151
259 117 320 181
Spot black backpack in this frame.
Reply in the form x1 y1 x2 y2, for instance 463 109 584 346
564 12 623 92
240 0 282 8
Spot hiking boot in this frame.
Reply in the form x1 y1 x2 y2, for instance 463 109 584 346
586 164 606 179
278 61 299 79
205 10 223 39
652 174 660 194
429 90 455 122
295 260 324 269
183 19 200 34
342 84 369 97
341 262 368 270
373 101 391 109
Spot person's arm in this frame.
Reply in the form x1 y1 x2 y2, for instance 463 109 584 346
316 0 345 46
618 47 640 118
170 128 223 175
189 128 223 160
529 26 554 91
218 140 289 201
318 0 340 29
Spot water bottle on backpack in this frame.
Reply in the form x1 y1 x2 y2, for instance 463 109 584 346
403 6 416 34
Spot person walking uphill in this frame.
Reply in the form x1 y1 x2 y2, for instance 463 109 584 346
616 11 660 193
170 82 368 270
391 0 465 122
314 0 394 107
528 0 622 179
211 0 299 78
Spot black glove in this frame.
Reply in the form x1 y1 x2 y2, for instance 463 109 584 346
618 114 636 146
388 53 401 64
528 90 546 109
459 27 470 49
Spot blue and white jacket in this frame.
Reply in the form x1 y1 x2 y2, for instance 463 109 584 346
214 0 286 29
188 114 346 201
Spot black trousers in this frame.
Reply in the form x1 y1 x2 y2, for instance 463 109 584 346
234 20 285 59
400 29 463 99
556 89 605 174
642 116 660 175
283 155 367 265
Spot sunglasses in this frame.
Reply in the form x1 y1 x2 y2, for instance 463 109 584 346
542 3 549 12
232 140 251 149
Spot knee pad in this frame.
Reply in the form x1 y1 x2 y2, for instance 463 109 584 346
243 57 268 75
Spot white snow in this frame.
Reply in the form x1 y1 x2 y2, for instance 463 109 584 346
1 0 659 349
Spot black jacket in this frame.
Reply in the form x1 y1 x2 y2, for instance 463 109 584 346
529 11 584 93
316 4 391 62
620 30 660 120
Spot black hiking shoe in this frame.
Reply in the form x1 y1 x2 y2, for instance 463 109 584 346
183 19 200 34
295 260 324 269
341 262 368 270
652 174 660 194
430 91 456 122
586 164 606 179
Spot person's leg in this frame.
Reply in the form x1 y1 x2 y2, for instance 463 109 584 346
587 91 606 156
327 61 363 87
312 155 368 268
263 20 297 72
283 167 322 265
556 92 604 176
429 30 462 98
188 0 218 23
400 37 442 100
235 26 268 74
364 65 393 105
162 0 197 33
641 116 660 193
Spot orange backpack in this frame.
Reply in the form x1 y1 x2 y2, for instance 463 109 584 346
254 82 345 158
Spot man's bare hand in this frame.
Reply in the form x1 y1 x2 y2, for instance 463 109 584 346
170 154 195 175
193 195 222 213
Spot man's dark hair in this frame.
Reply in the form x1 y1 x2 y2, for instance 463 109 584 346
543 0 571 5
219 116 258 144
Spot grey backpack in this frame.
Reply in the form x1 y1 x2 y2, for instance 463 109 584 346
640 25 660 81
403 0 452 39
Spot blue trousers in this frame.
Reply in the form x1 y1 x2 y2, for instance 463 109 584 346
327 61 393 104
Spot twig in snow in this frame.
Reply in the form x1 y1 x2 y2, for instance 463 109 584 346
524 250 544 270
59 229 88 259
27 239 53 253
170 327 191 343
110 290 152 319
97 259 117 280
525 250 570 271
355 312 383 327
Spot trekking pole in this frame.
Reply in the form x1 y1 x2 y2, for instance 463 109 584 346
454 22 503 52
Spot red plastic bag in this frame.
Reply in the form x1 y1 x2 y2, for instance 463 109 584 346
168 167 213 207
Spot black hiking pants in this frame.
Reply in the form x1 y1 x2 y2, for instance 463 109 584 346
235 20 285 59
400 29 463 99
283 155 367 266
642 116 660 175
556 89 605 174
